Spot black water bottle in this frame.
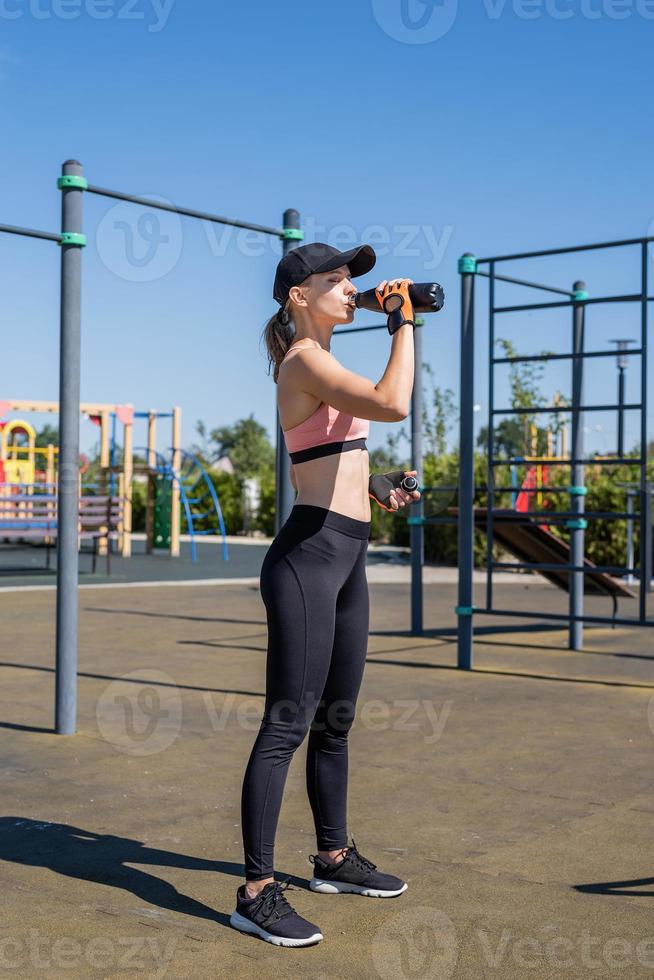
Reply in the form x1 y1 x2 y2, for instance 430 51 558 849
400 475 419 493
351 282 445 315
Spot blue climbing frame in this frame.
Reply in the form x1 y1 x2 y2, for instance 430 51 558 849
456 237 653 669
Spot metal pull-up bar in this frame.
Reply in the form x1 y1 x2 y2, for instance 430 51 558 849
0 158 304 734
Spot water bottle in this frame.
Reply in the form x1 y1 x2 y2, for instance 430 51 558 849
350 282 445 315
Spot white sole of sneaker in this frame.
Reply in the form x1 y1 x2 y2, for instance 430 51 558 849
309 878 408 898
230 911 323 947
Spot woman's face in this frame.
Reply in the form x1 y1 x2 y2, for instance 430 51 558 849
292 264 357 324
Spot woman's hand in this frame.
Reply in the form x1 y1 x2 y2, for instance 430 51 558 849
388 469 421 510
374 279 415 335
369 469 421 512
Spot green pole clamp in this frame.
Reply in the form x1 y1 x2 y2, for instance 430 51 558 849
57 175 88 191
455 605 476 616
59 232 87 247
415 316 425 327
568 485 587 496
572 288 589 301
282 228 304 241
458 254 477 274
565 518 587 530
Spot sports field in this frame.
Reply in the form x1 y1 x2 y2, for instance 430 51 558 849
1 570 652 979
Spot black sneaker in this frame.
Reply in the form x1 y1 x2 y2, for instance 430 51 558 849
230 878 323 947
309 836 408 898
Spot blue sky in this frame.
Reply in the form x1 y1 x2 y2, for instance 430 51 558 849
0 0 652 461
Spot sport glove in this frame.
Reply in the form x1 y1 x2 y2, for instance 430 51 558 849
375 279 415 336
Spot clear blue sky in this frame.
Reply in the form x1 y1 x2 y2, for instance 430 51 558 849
1 0 652 460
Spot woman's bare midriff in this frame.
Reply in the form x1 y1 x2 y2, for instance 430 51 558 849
279 344 372 522
293 448 371 522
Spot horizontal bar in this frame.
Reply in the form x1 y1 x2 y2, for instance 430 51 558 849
485 511 640 521
491 457 643 466
494 299 571 314
494 293 643 315
476 608 652 627
420 516 459 525
492 403 640 415
491 560 637 575
476 268 572 297
490 487 579 494
476 234 654 264
493 348 643 365
86 184 283 238
0 222 60 243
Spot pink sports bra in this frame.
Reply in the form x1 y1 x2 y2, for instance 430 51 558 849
281 345 370 464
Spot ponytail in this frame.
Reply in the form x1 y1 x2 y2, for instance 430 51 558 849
261 303 295 384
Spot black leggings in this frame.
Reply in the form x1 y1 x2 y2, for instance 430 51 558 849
240 504 371 881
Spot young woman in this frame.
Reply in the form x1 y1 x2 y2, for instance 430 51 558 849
230 242 421 947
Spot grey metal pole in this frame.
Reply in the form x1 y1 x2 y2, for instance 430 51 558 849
275 209 302 535
569 280 587 651
626 490 635 584
609 339 634 457
55 160 86 734
617 365 625 458
457 254 476 669
410 319 424 636
644 483 653 595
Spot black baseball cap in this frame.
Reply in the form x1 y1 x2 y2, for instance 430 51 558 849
273 242 376 307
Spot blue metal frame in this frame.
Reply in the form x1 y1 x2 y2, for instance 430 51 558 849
455 236 653 668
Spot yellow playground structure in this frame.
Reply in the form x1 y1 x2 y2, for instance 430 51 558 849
0 399 227 561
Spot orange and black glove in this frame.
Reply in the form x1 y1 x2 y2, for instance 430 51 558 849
369 469 421 512
375 279 415 336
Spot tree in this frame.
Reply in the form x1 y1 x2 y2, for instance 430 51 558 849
477 338 555 457
200 414 275 479
35 424 59 448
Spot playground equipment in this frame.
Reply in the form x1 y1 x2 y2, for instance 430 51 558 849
449 237 652 668
0 160 305 733
0 399 228 564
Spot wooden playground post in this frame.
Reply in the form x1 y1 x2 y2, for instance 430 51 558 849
170 406 181 557
117 472 125 551
121 416 134 557
147 411 157 470
100 409 110 468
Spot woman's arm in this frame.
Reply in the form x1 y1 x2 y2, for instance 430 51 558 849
283 323 414 422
